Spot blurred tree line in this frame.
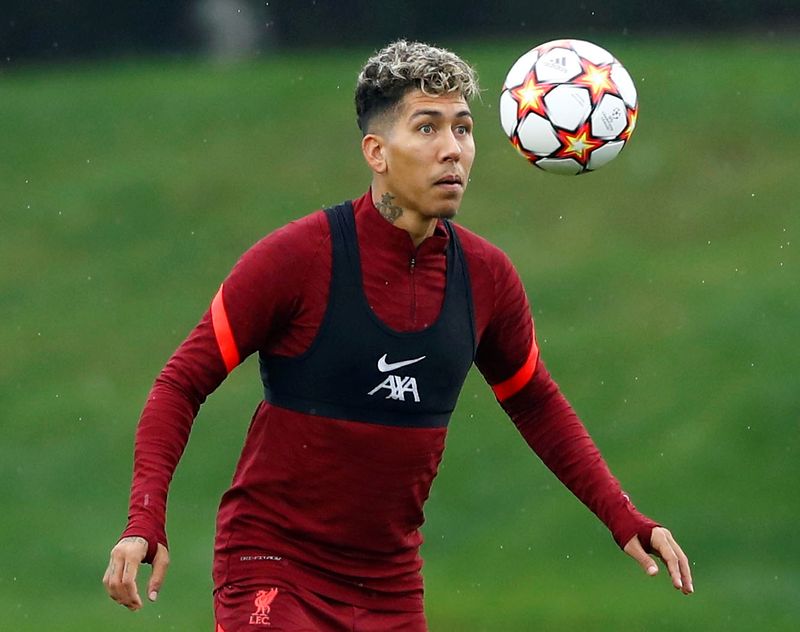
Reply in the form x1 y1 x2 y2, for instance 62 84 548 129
1 0 797 64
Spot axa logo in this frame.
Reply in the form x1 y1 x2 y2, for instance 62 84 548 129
368 354 425 402
249 587 278 626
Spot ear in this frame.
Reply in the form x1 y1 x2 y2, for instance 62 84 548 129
361 133 387 174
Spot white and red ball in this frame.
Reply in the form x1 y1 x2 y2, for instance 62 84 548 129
500 39 638 175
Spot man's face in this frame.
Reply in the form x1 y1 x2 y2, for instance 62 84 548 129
378 89 475 219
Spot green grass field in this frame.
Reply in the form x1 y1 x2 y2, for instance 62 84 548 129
2 35 799 630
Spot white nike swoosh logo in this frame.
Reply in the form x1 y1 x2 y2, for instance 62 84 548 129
377 354 427 373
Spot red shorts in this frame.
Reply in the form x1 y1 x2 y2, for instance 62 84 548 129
213 580 427 632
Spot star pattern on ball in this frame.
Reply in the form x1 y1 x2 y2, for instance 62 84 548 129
509 72 551 120
620 106 638 141
554 121 604 165
532 39 574 56
511 134 535 161
573 59 618 104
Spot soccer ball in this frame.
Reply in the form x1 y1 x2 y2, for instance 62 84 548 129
499 39 638 175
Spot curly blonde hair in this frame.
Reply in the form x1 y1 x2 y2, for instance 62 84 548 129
355 40 480 134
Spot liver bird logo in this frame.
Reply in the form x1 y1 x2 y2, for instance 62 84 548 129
254 588 278 615
249 588 279 625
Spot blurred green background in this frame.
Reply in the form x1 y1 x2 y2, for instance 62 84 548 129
2 29 799 632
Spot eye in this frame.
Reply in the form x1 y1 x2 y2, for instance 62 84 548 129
419 124 434 134
455 123 472 135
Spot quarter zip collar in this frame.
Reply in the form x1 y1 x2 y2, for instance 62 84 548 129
355 189 450 258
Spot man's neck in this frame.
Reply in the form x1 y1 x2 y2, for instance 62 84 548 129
371 188 437 248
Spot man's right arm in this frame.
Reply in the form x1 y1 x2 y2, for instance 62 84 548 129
104 305 231 610
120 305 230 559
104 212 330 610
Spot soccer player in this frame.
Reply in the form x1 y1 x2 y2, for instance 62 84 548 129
103 40 693 631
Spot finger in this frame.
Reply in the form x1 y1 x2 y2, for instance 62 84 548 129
102 562 111 590
147 544 170 602
651 532 683 591
108 550 143 610
666 533 694 594
623 535 658 576
122 557 143 610
104 552 126 605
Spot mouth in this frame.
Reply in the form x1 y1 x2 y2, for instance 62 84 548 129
434 174 463 189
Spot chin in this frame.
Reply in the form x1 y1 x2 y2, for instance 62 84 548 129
430 196 462 219
436 207 458 219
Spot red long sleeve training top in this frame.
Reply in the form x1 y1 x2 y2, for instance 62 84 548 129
122 190 656 611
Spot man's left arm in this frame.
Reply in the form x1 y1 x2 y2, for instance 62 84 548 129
473 249 693 595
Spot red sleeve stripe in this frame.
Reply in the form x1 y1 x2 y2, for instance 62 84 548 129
211 284 240 373
491 334 540 402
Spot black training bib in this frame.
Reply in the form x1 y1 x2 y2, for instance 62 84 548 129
260 201 476 428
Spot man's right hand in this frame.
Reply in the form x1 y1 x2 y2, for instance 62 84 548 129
102 536 170 610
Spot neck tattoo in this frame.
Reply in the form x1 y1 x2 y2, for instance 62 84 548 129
376 192 403 224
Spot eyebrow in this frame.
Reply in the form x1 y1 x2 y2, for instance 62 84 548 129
409 109 473 121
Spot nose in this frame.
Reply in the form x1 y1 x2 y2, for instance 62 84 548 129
440 129 462 162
